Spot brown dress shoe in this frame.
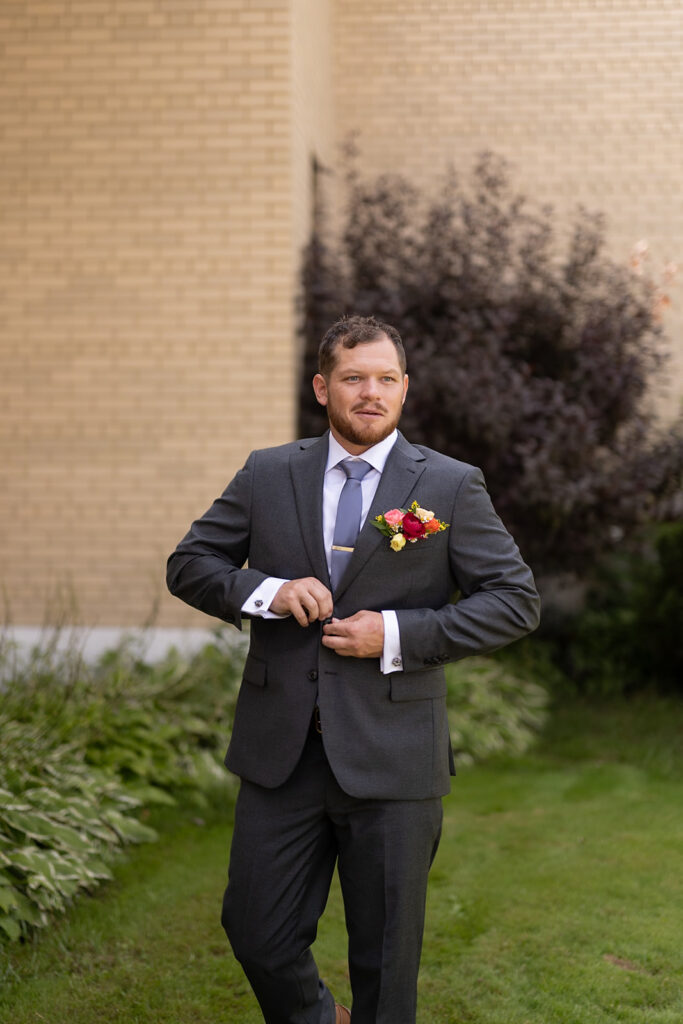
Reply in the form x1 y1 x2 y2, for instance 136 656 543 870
335 1005 351 1024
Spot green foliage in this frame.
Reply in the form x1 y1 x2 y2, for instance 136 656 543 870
564 522 683 694
0 728 149 942
446 656 549 764
0 632 245 941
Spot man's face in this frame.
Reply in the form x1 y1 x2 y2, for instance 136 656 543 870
312 336 409 454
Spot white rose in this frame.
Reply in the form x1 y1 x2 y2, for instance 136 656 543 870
415 507 434 523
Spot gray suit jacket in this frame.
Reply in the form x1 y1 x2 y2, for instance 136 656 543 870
166 432 540 800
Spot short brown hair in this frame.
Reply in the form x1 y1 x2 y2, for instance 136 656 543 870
318 315 407 377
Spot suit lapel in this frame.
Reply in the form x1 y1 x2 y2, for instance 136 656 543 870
333 433 426 601
289 433 331 589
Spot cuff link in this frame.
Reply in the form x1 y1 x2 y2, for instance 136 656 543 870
254 599 263 608
392 656 402 667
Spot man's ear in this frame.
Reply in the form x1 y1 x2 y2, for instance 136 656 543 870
312 373 328 407
402 374 409 405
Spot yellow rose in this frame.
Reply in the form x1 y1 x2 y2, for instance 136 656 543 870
415 506 434 523
390 533 406 551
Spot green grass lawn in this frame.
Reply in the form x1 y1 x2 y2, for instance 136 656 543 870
1 698 681 1023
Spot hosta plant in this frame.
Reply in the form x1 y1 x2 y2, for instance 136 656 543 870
446 656 549 765
0 630 245 941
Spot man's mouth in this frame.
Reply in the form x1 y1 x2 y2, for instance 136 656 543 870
354 408 384 418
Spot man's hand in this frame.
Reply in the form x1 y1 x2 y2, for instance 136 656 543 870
321 611 384 659
270 578 334 627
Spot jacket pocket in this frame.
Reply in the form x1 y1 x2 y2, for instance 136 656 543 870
242 652 267 687
390 669 447 702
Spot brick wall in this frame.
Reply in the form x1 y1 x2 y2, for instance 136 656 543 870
0 0 301 626
332 0 683 416
1 0 679 628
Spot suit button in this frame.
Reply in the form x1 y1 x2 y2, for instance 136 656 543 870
307 670 318 681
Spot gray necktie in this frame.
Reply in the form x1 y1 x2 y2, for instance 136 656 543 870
331 459 372 591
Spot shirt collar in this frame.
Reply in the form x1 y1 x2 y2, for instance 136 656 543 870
325 429 398 476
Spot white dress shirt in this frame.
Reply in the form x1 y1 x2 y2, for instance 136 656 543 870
242 430 403 673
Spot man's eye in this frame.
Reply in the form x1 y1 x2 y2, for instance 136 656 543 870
346 376 360 382
382 376 396 383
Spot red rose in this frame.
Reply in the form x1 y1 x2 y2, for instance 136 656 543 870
402 512 426 540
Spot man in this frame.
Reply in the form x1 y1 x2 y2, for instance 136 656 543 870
167 315 540 1024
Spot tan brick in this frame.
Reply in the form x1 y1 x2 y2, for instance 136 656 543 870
0 0 303 625
3 0 680 627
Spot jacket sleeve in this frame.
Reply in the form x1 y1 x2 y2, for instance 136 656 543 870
166 452 268 628
395 466 541 671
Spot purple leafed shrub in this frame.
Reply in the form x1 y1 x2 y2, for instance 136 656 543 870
298 152 682 577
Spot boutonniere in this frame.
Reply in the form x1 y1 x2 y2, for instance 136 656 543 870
373 500 449 551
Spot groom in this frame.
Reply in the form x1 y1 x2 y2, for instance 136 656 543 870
166 315 540 1024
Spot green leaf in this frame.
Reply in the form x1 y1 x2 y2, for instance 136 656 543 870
0 808 57 841
0 914 22 941
10 847 60 884
123 785 176 807
43 819 93 853
51 876 79 898
102 810 157 844
74 819 120 844
0 886 19 912
23 886 66 912
50 857 85 884
82 857 114 882
0 809 92 854
11 890 45 926
23 788 91 815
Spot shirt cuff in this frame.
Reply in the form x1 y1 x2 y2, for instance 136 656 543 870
242 577 290 619
380 610 403 674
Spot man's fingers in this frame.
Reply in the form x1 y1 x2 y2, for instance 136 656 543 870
286 586 320 626
320 622 352 656
321 631 356 657
316 588 334 620
322 613 360 637
321 610 385 659
290 599 314 627
272 578 333 624
321 611 384 659
295 590 321 626
297 581 333 622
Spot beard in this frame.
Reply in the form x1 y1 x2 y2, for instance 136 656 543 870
326 395 403 448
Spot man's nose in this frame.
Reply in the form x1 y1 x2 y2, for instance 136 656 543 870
360 377 380 399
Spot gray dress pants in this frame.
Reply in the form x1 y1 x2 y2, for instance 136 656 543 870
222 725 443 1024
